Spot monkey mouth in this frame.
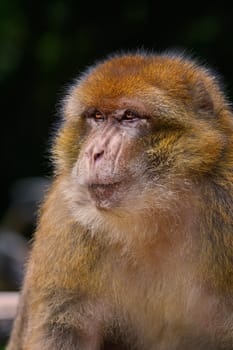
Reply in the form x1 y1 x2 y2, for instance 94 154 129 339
87 182 122 208
89 182 120 188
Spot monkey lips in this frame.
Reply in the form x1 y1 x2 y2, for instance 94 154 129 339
87 182 124 209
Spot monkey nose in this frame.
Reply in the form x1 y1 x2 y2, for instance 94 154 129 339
93 150 104 162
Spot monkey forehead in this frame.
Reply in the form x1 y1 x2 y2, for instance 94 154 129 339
63 53 226 119
65 86 170 118
76 54 196 100
64 57 193 116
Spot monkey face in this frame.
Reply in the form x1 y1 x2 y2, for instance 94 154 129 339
72 106 151 209
53 54 228 214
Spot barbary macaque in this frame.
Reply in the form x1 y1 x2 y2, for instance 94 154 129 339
7 52 233 349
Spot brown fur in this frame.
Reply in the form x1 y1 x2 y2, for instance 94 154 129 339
7 52 233 349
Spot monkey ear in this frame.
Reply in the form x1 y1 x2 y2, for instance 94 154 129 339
193 80 214 116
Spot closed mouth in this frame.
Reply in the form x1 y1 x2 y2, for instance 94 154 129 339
87 182 122 208
88 182 121 189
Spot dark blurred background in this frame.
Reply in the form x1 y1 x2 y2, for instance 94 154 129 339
1 0 233 290
0 0 233 346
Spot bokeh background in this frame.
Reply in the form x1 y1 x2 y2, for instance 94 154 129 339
0 0 233 345
1 0 233 288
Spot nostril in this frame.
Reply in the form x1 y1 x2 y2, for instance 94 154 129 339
93 150 104 162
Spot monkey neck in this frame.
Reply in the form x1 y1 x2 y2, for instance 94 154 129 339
52 174 199 262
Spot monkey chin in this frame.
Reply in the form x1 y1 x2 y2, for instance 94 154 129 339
87 182 124 209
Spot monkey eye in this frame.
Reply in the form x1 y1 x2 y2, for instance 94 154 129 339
122 110 139 121
93 110 105 121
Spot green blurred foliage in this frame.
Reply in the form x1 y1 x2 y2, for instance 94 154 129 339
0 2 27 81
0 0 233 216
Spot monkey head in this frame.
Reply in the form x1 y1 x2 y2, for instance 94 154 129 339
52 53 231 224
